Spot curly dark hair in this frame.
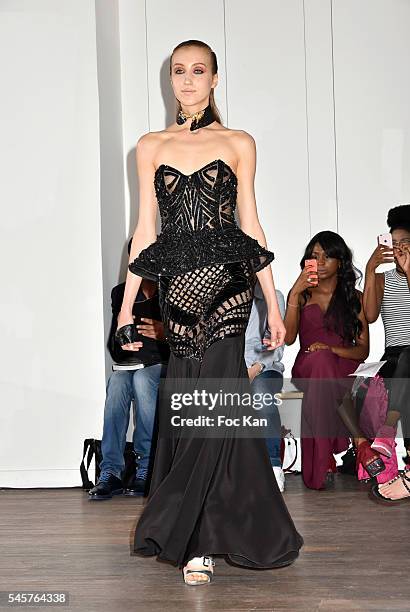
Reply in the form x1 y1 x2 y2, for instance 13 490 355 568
299 231 363 344
387 204 410 232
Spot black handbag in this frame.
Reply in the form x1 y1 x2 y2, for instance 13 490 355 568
338 446 357 475
80 438 138 490
107 304 144 366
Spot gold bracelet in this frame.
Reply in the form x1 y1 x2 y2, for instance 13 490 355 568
287 301 299 308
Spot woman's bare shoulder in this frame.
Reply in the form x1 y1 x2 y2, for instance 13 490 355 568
212 128 255 166
225 129 256 158
136 130 174 164
136 130 171 148
220 127 255 144
223 130 257 171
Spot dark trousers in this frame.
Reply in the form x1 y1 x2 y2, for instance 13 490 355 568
379 345 410 445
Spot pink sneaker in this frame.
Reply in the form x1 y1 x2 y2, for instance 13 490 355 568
376 443 398 484
371 425 396 458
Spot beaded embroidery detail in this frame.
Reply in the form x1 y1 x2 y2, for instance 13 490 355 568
129 159 274 279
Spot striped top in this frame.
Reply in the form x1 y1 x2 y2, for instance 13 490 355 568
380 268 410 347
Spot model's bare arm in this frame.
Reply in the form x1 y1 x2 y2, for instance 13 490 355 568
117 134 158 347
235 132 284 348
284 292 301 346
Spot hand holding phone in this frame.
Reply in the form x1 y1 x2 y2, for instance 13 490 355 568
377 233 393 249
305 259 319 286
366 234 394 272
376 233 394 262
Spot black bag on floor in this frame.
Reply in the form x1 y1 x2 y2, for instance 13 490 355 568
338 446 357 475
80 438 137 490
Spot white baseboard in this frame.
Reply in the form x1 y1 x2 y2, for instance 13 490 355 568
1 433 407 489
0 470 83 489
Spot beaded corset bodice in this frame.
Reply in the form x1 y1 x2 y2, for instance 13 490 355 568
128 158 275 280
154 158 237 234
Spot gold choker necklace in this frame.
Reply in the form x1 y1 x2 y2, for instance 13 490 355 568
177 104 214 131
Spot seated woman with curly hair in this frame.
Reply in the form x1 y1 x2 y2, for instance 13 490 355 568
338 205 410 504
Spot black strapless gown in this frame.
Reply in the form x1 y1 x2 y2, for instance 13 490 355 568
129 158 303 568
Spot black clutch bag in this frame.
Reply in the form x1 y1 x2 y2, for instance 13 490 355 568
108 306 143 366
107 282 169 366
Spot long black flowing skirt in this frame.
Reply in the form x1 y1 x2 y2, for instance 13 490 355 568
133 261 303 568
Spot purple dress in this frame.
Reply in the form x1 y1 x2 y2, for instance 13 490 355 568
292 303 362 490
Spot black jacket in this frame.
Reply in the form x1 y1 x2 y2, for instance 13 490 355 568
107 283 170 366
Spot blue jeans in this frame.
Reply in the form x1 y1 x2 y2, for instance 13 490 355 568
250 369 283 468
100 363 166 478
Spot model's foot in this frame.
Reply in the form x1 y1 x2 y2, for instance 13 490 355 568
182 556 215 586
123 467 148 497
88 472 123 500
378 470 410 500
272 466 285 492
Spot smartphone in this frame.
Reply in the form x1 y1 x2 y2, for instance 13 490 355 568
305 259 318 285
377 233 393 249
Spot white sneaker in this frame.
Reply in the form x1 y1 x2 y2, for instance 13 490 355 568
272 466 285 492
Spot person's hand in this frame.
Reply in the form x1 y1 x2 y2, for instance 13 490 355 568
136 318 166 341
394 244 410 276
306 342 330 352
247 363 262 384
366 244 394 273
262 312 286 350
116 310 143 352
291 266 319 296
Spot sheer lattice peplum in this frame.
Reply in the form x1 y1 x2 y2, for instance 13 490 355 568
128 159 274 280
158 260 256 361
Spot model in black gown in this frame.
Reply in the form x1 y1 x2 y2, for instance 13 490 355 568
117 157 303 569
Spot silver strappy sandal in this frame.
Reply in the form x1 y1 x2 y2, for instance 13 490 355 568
182 556 215 586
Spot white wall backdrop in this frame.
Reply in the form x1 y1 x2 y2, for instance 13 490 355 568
0 0 105 487
1 0 409 487
333 0 410 362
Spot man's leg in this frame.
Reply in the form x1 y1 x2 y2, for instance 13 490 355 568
250 370 284 489
374 348 410 457
389 347 410 465
125 363 166 495
89 371 133 500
